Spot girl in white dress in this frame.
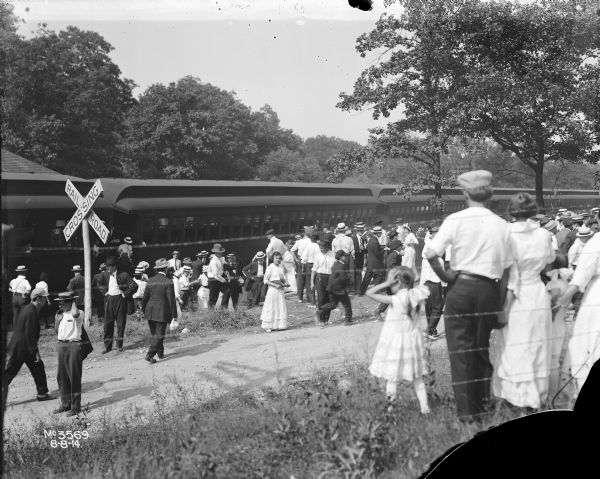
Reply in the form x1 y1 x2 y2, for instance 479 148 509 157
260 252 289 332
401 225 419 279
282 241 298 294
193 266 210 310
491 193 555 409
558 232 600 397
367 266 431 414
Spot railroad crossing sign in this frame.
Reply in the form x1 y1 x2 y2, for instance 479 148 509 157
64 178 109 326
64 179 109 243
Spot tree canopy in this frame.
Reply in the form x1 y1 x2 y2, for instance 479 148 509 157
335 0 600 208
1 16 136 176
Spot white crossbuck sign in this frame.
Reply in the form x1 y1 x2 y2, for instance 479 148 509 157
63 179 110 243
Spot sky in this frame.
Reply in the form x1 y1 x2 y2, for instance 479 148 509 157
13 0 405 144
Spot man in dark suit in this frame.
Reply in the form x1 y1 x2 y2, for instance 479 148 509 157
142 258 177 364
242 251 267 308
96 256 138 353
316 250 353 325
350 222 367 295
66 265 85 311
92 263 106 322
359 226 385 295
3 287 53 406
222 253 244 310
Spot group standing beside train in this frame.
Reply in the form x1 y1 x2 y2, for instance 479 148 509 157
5 172 600 423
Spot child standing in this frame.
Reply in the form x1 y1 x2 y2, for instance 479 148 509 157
366 266 431 414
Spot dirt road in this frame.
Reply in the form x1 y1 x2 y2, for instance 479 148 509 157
3 297 448 429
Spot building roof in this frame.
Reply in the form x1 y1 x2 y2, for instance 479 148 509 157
1 149 63 175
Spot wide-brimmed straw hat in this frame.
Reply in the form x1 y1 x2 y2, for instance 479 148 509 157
255 251 266 259
54 291 78 302
71 265 83 272
197 251 209 257
373 226 383 233
354 222 365 231
335 222 346 232
15 265 28 273
154 258 169 269
544 220 558 231
182 257 192 265
577 226 593 238
124 236 133 244
211 243 226 253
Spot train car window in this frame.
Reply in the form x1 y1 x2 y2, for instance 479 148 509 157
272 214 281 234
184 216 195 242
157 217 169 244
288 211 298 234
170 217 183 244
230 215 242 238
142 216 156 244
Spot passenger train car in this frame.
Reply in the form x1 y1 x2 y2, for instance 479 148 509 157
3 172 599 293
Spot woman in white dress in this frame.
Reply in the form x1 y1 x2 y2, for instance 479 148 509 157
491 193 555 410
558 231 600 397
401 225 419 279
260 252 289 332
282 240 298 294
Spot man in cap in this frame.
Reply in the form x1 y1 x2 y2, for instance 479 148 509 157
168 251 182 271
291 227 312 302
350 222 367 295
207 243 227 308
332 222 355 283
222 253 244 310
374 219 388 247
118 236 134 259
311 239 336 326
67 265 85 311
266 229 286 266
9 265 32 322
54 291 93 416
359 226 385 295
96 256 138 353
92 263 107 322
143 258 177 363
243 251 268 308
316 250 353 326
3 287 53 406
424 170 513 423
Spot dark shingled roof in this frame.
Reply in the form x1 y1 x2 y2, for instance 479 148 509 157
1 149 62 175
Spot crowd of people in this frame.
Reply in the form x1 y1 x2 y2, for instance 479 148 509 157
5 170 600 423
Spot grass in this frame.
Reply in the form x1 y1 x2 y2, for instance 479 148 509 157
3 361 526 479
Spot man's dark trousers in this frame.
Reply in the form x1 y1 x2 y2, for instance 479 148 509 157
222 282 241 309
3 350 49 402
104 295 127 350
316 273 331 322
208 279 225 308
147 320 167 358
298 263 315 303
248 278 266 307
425 280 444 335
57 341 83 410
297 263 306 300
444 276 499 422
353 254 364 294
319 293 352 323
359 268 384 295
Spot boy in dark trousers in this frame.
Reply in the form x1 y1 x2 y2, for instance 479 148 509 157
316 250 353 325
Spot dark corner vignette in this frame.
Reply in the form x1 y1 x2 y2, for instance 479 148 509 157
349 0 374 12
418 358 600 478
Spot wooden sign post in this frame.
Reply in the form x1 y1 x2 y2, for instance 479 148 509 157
64 179 110 326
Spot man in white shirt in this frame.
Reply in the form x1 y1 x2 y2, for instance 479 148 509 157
265 229 286 265
291 227 312 302
311 239 337 325
301 233 321 306
10 265 32 323
332 222 355 285
424 170 513 423
420 226 445 340
207 243 227 308
168 251 182 271
568 226 593 269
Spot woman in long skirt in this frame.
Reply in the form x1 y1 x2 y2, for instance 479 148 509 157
401 225 419 279
282 240 298 294
491 193 555 409
260 252 289 332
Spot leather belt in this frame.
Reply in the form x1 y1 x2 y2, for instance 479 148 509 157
458 272 499 284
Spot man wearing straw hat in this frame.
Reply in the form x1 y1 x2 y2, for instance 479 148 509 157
92 263 107 322
350 222 367 295
118 236 134 259
243 251 268 308
143 258 177 364
424 170 513 423
168 250 182 271
67 265 85 311
53 291 93 416
207 243 227 308
190 251 209 309
9 265 32 322
291 227 312 302
3 287 53 407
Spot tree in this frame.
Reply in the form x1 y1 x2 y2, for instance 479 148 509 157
256 147 323 182
121 77 301 180
335 0 600 209
455 0 600 206
1 22 136 177
303 135 363 172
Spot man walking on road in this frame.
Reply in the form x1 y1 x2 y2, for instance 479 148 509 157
143 258 177 364
359 226 385 295
3 287 53 406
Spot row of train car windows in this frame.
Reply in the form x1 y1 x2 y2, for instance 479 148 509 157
140 209 377 244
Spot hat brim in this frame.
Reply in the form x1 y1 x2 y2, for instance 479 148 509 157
54 296 78 301
211 248 226 253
